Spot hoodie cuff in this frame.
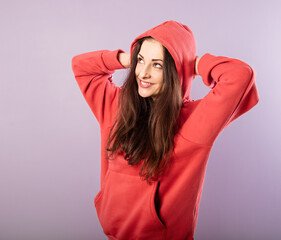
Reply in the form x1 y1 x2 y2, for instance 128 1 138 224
102 49 127 71
198 53 218 89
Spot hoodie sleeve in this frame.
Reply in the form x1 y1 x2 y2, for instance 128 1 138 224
71 49 126 127
181 53 259 146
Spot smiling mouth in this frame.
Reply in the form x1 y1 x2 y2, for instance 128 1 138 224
139 79 153 85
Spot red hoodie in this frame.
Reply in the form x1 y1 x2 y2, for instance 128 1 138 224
71 20 259 240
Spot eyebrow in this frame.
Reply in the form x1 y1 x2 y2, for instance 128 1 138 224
138 53 163 62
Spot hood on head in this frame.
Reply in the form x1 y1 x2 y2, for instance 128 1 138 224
130 20 197 102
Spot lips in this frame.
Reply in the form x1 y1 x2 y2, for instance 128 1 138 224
139 78 154 88
139 78 153 84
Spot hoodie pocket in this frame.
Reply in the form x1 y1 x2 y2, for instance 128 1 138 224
152 181 165 227
94 170 166 239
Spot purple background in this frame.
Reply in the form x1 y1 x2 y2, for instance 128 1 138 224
1 0 280 239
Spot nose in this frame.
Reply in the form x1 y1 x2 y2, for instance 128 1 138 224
139 64 151 79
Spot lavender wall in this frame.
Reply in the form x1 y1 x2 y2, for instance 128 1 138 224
1 0 280 239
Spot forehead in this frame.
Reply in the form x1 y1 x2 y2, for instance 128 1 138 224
139 39 164 59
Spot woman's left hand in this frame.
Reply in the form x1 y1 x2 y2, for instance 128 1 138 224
194 56 200 76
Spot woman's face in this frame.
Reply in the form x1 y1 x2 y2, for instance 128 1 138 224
135 38 164 100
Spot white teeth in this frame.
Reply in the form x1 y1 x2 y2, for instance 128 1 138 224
141 80 151 85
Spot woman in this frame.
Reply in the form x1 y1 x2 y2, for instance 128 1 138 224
72 20 259 240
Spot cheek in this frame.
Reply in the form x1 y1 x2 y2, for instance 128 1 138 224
135 64 140 76
157 73 164 84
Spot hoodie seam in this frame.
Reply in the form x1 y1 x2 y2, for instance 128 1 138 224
177 131 213 148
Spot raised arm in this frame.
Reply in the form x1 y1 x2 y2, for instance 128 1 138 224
118 52 131 68
71 49 126 127
180 53 259 146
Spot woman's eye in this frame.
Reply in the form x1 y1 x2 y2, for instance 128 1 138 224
154 63 162 68
137 57 162 68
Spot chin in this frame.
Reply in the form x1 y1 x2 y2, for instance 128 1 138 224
138 91 151 98
138 86 155 97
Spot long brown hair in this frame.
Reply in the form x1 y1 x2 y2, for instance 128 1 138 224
106 36 182 183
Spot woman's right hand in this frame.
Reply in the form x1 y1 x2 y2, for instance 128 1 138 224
118 52 131 68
